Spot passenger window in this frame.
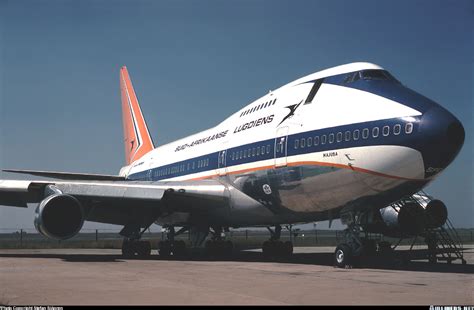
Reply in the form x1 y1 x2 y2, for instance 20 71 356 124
394 124 401 135
336 132 342 142
383 125 390 136
256 147 260 156
353 129 360 140
307 137 313 147
295 139 299 149
252 148 256 156
372 127 379 138
314 136 319 145
301 138 305 148
321 135 327 145
405 123 413 134
243 150 247 158
345 131 351 141
362 128 369 139
262 146 266 154
329 133 334 143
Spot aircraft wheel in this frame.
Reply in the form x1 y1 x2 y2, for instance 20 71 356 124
204 240 215 256
172 240 186 257
136 241 151 257
224 240 233 256
262 241 271 258
335 244 352 268
283 241 293 256
159 240 172 257
122 240 134 258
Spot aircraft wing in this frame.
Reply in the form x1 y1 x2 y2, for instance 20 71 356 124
3 169 126 181
0 179 229 226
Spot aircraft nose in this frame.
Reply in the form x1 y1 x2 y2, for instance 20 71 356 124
419 106 465 177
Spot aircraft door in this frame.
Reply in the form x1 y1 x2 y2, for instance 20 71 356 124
274 126 289 167
216 142 228 176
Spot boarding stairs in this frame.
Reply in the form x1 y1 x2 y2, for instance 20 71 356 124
403 191 466 265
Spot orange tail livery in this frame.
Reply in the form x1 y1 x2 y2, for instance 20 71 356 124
120 66 155 165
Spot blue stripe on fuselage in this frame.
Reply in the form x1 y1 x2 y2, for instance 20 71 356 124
127 117 423 181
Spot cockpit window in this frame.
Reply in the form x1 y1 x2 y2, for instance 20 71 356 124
344 70 400 83
344 71 360 83
361 69 389 80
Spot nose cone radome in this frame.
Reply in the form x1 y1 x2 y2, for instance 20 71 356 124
420 106 465 178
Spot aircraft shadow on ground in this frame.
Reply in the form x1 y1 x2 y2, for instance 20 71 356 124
0 250 472 274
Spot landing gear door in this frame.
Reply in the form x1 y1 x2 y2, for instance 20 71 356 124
274 126 289 168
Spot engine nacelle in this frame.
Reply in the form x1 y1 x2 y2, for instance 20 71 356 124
34 194 84 240
378 202 427 237
424 199 447 228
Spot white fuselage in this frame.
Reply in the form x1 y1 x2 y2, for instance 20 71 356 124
122 62 463 227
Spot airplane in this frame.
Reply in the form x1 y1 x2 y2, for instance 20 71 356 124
0 62 465 267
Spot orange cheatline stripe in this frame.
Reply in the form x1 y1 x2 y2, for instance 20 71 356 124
182 160 424 182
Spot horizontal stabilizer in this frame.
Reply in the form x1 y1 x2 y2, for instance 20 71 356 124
3 169 126 181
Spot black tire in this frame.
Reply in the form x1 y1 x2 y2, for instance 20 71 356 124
335 244 352 268
224 240 233 256
274 241 284 257
204 240 215 256
136 241 151 257
172 240 186 257
361 239 377 256
121 240 134 258
262 241 271 258
283 241 293 256
159 241 171 257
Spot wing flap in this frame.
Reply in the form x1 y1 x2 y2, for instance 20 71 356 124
0 180 47 207
0 179 229 212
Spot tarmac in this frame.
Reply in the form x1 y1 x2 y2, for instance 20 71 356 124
0 246 473 305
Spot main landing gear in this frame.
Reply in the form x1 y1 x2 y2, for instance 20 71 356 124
204 227 234 257
262 225 293 258
158 226 187 258
121 227 152 258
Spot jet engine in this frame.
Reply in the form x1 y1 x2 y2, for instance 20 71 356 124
378 202 427 237
34 194 84 240
423 199 447 228
372 199 448 237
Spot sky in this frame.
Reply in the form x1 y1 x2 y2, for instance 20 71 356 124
0 0 472 232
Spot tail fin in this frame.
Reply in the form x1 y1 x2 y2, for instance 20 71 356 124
120 66 155 165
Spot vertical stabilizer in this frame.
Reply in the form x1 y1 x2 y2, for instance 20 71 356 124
120 66 155 165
